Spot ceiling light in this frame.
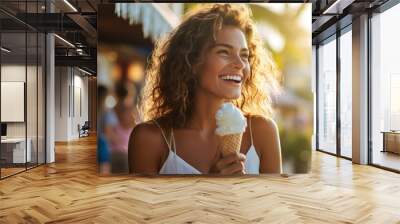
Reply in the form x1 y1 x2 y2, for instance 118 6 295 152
323 0 354 15
63 0 78 12
1 47 11 53
54 34 75 48
78 67 93 76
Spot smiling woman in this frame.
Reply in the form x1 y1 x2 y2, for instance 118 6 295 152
128 3 282 175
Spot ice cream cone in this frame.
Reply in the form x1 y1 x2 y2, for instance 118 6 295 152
219 133 243 157
215 103 247 157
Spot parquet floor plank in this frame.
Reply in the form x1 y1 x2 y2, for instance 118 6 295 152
1 135 399 223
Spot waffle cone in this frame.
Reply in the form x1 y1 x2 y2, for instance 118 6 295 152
219 133 243 157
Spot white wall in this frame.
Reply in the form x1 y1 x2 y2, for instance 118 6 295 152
1 65 40 138
54 66 69 141
72 73 89 138
1 65 26 140
1 65 25 134
54 67 89 141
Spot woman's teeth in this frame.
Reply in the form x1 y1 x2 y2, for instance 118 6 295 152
221 75 242 83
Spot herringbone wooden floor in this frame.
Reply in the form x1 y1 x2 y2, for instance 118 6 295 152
1 135 400 223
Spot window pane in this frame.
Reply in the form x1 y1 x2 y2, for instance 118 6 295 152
371 3 400 171
27 29 38 169
38 32 45 165
340 29 352 158
318 37 337 154
1 31 27 177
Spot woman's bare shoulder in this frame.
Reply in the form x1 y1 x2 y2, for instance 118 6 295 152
128 121 169 173
248 115 280 153
132 121 161 137
129 121 168 154
250 115 279 135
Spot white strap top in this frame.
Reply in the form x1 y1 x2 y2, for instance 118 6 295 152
154 117 260 175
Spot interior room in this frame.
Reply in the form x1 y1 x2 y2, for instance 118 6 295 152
0 15 46 178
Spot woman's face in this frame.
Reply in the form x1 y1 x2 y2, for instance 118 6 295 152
196 25 250 100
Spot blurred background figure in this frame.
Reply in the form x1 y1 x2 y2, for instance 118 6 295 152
109 81 138 173
97 85 118 174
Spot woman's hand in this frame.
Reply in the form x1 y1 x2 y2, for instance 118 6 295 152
212 152 246 175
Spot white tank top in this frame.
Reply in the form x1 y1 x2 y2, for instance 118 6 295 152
154 117 260 175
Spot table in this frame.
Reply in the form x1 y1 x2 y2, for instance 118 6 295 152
1 138 32 164
381 131 400 154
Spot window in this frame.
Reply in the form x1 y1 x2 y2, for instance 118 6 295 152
0 1 47 179
371 3 400 171
317 36 337 154
339 28 352 158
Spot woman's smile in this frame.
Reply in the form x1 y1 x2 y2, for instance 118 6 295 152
219 74 243 86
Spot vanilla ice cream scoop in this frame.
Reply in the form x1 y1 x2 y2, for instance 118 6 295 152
215 103 247 136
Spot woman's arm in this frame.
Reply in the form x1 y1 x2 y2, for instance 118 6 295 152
128 123 165 174
252 116 282 173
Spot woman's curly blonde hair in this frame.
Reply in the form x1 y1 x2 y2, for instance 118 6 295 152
140 3 280 129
